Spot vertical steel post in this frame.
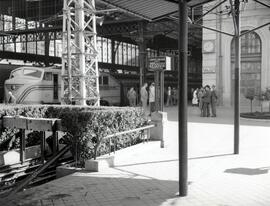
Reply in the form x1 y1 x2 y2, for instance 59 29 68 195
160 71 164 112
77 0 86 105
155 71 160 111
20 129 26 163
160 70 165 148
138 22 146 88
25 2 28 54
178 0 188 196
217 0 223 105
44 28 50 66
92 1 100 106
61 0 66 104
40 131 46 164
67 8 72 102
2 15 5 51
234 0 240 154
11 0 16 52
52 128 58 156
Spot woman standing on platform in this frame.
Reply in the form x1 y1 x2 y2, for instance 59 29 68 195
192 88 199 106
166 86 173 106
197 86 204 116
127 87 137 106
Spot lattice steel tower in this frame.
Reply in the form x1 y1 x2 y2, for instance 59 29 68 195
61 0 99 106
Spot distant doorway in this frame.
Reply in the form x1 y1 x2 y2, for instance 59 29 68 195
231 31 262 105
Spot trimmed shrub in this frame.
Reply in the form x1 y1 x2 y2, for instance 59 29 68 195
0 105 147 165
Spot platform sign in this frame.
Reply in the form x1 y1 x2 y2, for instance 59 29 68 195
148 56 171 71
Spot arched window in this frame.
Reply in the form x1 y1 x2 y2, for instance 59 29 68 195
231 31 261 55
231 31 262 104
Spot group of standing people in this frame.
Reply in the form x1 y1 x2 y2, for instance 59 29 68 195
131 83 179 116
166 86 178 106
132 83 218 118
127 82 155 115
192 85 218 117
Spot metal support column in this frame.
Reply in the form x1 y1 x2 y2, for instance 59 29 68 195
138 21 146 89
44 26 50 66
178 0 188 196
154 71 160 111
217 0 223 105
11 0 16 52
234 0 240 154
160 71 164 112
77 0 86 105
1 15 5 51
20 129 26 163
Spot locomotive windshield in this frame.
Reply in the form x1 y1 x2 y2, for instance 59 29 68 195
23 68 42 78
10 67 43 79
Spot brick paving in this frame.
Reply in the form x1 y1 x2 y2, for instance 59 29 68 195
1 106 270 206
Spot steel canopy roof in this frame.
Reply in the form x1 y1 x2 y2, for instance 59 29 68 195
98 0 178 21
98 0 217 21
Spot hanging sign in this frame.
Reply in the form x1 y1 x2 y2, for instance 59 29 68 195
148 56 171 71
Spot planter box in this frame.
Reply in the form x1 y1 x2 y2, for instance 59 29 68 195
56 163 83 178
0 145 41 166
85 156 114 172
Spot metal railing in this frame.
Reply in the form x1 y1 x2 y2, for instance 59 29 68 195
94 124 155 159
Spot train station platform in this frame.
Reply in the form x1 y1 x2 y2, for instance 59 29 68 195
1 106 270 206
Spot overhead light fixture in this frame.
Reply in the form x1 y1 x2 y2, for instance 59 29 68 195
96 16 104 26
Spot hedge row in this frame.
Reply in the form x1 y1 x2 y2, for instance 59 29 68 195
0 105 148 164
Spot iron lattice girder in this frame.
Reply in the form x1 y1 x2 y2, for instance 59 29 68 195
61 0 99 105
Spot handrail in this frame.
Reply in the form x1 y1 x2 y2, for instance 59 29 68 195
94 124 155 159
103 124 155 140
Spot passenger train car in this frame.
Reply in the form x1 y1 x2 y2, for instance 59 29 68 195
4 66 120 105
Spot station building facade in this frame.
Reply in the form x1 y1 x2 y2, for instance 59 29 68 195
202 1 270 107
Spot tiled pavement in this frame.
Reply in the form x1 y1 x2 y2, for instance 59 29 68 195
1 106 270 206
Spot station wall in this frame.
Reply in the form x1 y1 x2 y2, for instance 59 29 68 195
203 1 270 107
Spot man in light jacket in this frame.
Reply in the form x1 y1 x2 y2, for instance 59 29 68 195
149 82 155 115
140 83 148 113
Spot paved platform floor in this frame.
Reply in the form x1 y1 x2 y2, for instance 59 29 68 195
1 106 270 206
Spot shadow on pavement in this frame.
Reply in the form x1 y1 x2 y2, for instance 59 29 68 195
114 158 178 167
113 153 235 168
224 167 270 175
0 174 180 206
189 153 234 160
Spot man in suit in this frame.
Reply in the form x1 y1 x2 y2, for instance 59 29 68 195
202 85 211 117
211 85 218 117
